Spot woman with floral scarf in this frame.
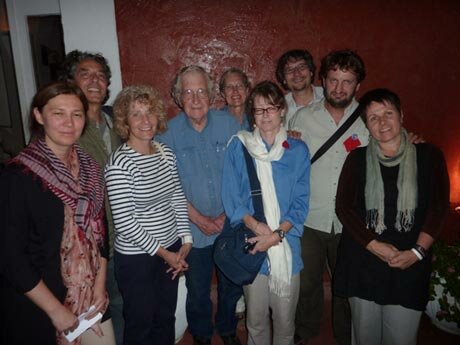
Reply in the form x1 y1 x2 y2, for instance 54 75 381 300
0 81 115 345
334 88 450 345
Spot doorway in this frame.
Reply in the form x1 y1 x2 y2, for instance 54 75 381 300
0 0 23 163
1 0 66 162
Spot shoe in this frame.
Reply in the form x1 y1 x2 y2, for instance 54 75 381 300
193 335 211 345
221 334 242 345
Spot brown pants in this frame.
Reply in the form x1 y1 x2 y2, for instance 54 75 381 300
295 226 351 345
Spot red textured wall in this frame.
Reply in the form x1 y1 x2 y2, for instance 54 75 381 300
115 0 460 206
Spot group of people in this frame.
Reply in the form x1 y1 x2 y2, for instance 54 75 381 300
0 46 449 345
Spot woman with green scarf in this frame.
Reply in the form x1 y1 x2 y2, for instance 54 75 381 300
333 88 450 345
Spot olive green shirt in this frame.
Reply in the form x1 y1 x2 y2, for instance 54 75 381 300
78 110 120 257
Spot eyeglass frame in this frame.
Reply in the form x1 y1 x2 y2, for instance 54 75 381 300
181 88 209 101
253 105 282 116
284 63 310 75
223 84 247 92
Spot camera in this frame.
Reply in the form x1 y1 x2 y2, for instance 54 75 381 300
243 240 257 253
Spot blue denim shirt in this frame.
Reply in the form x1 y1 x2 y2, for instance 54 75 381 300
157 110 240 248
220 105 251 131
222 136 311 274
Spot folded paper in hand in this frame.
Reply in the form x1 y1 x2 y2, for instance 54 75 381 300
64 305 102 342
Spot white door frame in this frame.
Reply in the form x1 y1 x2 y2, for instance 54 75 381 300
6 0 60 143
6 0 121 143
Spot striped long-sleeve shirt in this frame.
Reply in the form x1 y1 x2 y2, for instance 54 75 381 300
105 141 192 255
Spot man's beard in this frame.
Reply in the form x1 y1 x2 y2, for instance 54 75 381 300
324 90 355 109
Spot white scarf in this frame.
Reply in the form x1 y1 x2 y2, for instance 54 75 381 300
236 127 292 297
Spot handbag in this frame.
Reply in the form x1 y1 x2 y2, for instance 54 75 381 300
213 144 267 286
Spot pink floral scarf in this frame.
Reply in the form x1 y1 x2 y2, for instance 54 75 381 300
14 139 107 344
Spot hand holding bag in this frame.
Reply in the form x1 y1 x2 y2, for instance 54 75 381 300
213 144 267 286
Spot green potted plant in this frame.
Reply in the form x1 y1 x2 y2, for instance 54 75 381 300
426 239 460 335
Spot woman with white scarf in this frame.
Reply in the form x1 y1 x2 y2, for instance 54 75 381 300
222 81 310 345
334 88 450 345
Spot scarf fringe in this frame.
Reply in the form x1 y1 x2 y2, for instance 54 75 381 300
365 129 417 234
366 208 416 234
395 209 416 232
269 274 291 298
366 209 386 234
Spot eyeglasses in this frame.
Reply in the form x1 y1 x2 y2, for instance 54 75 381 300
224 84 246 92
284 63 309 75
253 106 281 116
181 88 209 100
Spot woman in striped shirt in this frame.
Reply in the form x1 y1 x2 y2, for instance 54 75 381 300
105 85 192 345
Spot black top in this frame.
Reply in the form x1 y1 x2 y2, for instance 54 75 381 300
333 143 450 311
0 164 109 344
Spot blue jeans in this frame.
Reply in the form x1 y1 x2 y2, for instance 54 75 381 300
185 245 243 339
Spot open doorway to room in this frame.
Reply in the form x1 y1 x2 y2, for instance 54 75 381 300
27 14 65 88
0 0 23 164
0 0 66 165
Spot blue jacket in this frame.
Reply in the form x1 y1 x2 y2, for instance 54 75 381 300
221 136 310 274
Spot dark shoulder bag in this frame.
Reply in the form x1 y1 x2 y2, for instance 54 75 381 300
213 145 267 286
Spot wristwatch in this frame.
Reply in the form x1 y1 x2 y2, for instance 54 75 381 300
274 229 285 242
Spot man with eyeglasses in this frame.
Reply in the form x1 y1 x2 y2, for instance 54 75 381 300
157 65 242 345
219 67 251 130
289 50 368 345
276 49 323 126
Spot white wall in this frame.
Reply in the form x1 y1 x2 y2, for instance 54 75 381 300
60 0 122 105
6 0 121 142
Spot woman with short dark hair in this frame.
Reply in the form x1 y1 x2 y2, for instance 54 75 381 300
222 81 310 345
334 88 450 345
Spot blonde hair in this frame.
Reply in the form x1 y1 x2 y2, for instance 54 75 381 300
113 85 167 140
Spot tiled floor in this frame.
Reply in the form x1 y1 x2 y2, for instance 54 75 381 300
177 280 459 345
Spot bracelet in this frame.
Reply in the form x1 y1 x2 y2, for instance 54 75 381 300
412 245 425 259
411 248 423 261
414 244 427 258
